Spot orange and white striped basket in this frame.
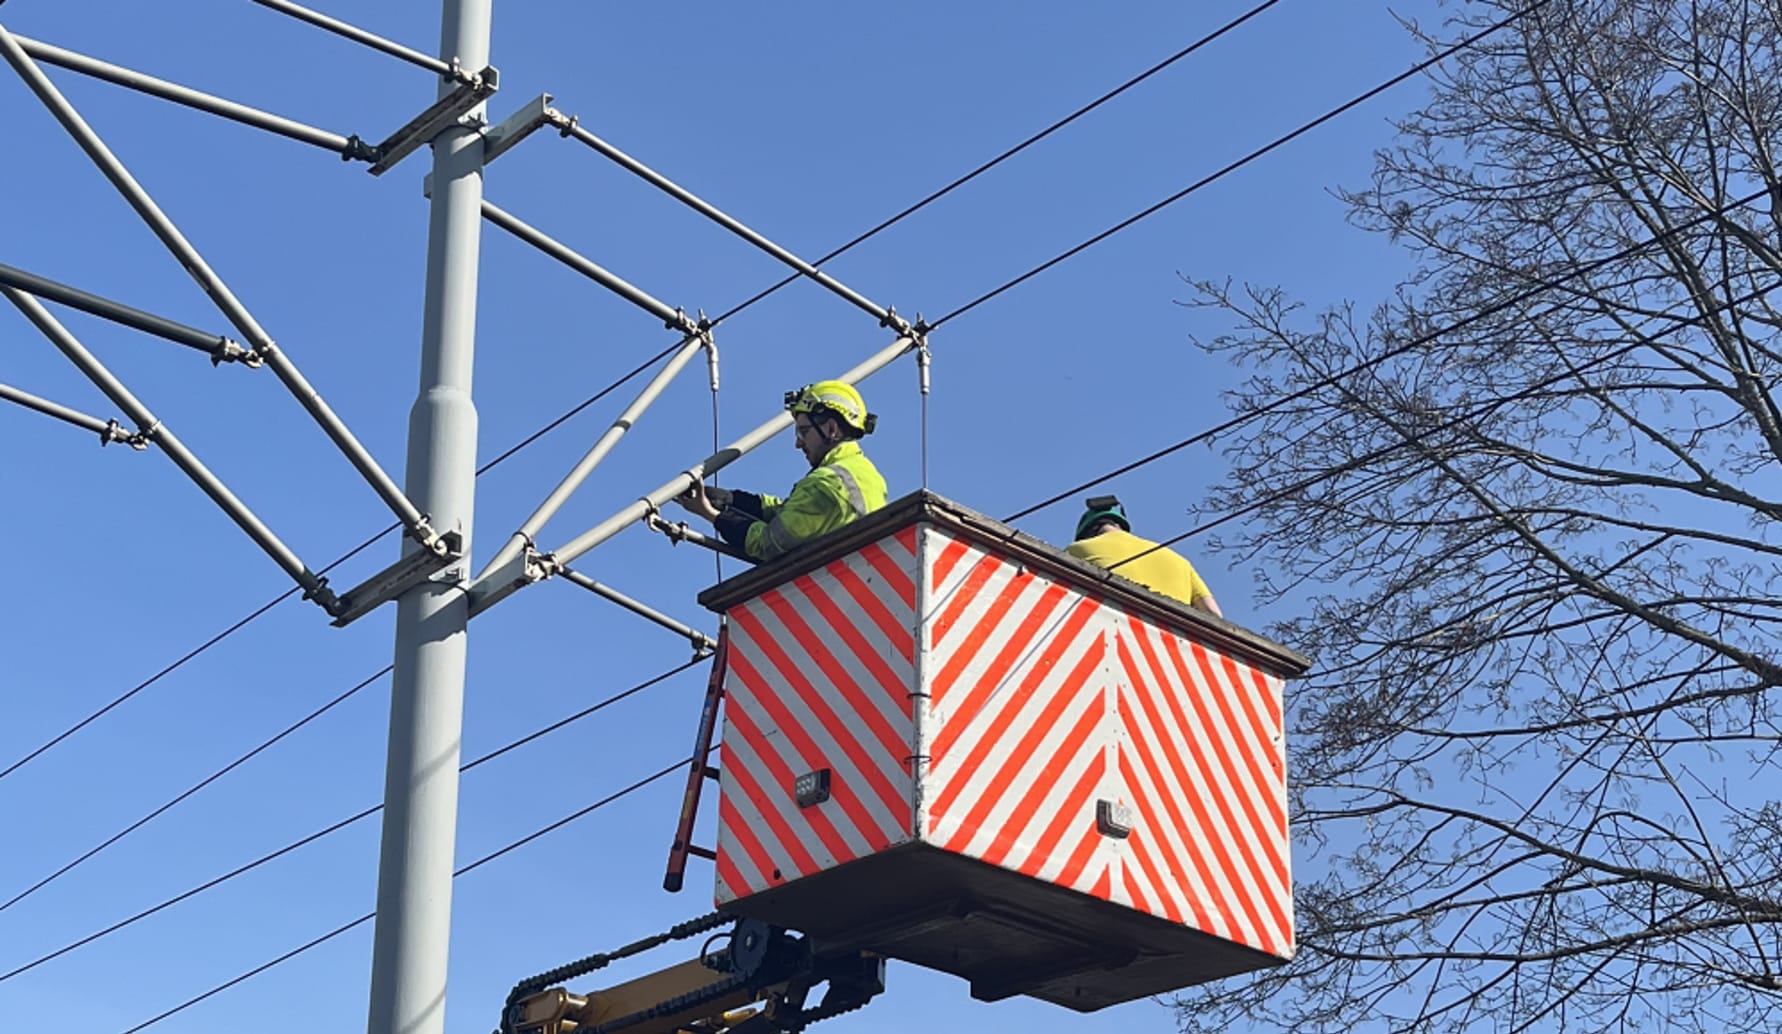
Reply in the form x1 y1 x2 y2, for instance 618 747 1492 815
699 492 1307 1011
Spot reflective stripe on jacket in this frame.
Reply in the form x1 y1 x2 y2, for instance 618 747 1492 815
714 441 887 562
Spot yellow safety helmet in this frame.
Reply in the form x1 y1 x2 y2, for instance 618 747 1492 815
784 380 876 436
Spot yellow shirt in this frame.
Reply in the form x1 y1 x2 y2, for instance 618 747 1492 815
1066 529 1212 609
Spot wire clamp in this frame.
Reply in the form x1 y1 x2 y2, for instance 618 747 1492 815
664 306 700 335
877 304 912 336
209 337 262 368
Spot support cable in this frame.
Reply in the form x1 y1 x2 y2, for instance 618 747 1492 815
0 659 700 984
1102 276 1782 577
705 0 1289 326
0 668 391 914
0 341 682 784
928 0 1553 330
114 757 687 1034
1001 184 1772 524
245 0 454 77
0 381 144 448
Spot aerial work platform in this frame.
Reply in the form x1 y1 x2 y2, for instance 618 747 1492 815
697 491 1309 1011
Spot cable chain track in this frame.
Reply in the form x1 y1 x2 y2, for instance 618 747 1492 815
499 910 733 1026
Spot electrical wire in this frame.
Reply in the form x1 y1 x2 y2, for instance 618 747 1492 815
4 0 1292 781
1001 183 1772 524
115 756 688 1034
0 666 393 914
706 0 1288 326
0 657 700 984
0 341 685 785
931 0 1553 330
1103 276 1782 576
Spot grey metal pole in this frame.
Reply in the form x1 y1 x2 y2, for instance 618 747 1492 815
364 0 488 1031
558 567 716 654
482 332 708 577
13 35 372 159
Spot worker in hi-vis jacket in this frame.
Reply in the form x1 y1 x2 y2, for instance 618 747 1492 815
676 380 888 562
1066 495 1222 615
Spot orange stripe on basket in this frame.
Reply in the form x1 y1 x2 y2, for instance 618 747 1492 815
1214 649 1285 784
761 586 908 771
1053 810 1105 891
895 525 917 557
931 536 973 589
1117 638 1247 935
939 635 1105 843
1116 738 1212 931
929 577 1069 749
724 699 859 865
1124 628 1281 944
828 560 916 672
1089 865 1113 902
717 802 783 898
727 647 889 858
731 604 907 829
1111 681 1226 934
931 591 1094 776
858 541 916 612
1014 751 1106 880
1126 862 1154 916
1162 634 1289 884
725 744 820 880
931 553 1004 650
715 842 753 903
977 693 1104 870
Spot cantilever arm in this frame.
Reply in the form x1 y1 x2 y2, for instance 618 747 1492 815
4 287 341 614
0 381 144 448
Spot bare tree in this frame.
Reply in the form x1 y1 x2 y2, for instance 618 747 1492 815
1176 2 1782 1031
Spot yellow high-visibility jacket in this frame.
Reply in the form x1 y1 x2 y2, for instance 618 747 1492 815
1066 529 1214 610
713 441 887 562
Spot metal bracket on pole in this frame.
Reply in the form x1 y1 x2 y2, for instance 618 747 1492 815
467 542 552 617
367 63 498 177
482 93 555 165
330 530 465 627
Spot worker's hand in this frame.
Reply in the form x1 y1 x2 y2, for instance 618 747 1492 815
675 482 723 521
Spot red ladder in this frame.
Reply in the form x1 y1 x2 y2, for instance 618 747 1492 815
663 624 728 892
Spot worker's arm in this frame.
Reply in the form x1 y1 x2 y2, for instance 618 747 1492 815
714 470 847 562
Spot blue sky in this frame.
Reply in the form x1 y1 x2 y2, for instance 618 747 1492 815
0 2 1442 1031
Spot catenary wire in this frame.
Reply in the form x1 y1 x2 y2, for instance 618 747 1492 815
0 657 700 984
115 756 687 1034
707 0 1288 326
3 0 1293 781
0 341 684 785
930 0 1553 330
1001 184 1772 524
1103 276 1782 576
0 666 393 913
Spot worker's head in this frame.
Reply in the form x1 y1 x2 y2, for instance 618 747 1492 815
785 381 875 466
1074 495 1130 541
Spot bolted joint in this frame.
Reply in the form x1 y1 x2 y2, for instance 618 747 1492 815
664 306 700 336
209 337 262 368
302 577 345 617
546 109 579 138
340 134 381 165
877 304 912 335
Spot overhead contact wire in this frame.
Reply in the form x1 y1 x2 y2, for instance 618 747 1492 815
0 659 700 984
932 0 1555 329
115 758 687 1034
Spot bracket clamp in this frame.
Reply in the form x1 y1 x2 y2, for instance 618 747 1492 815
330 530 465 627
367 64 500 177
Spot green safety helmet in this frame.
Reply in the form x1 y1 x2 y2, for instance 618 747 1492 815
1074 495 1130 540
784 380 876 436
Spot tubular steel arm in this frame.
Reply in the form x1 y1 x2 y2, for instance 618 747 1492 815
0 381 144 448
0 22 437 549
4 288 340 612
